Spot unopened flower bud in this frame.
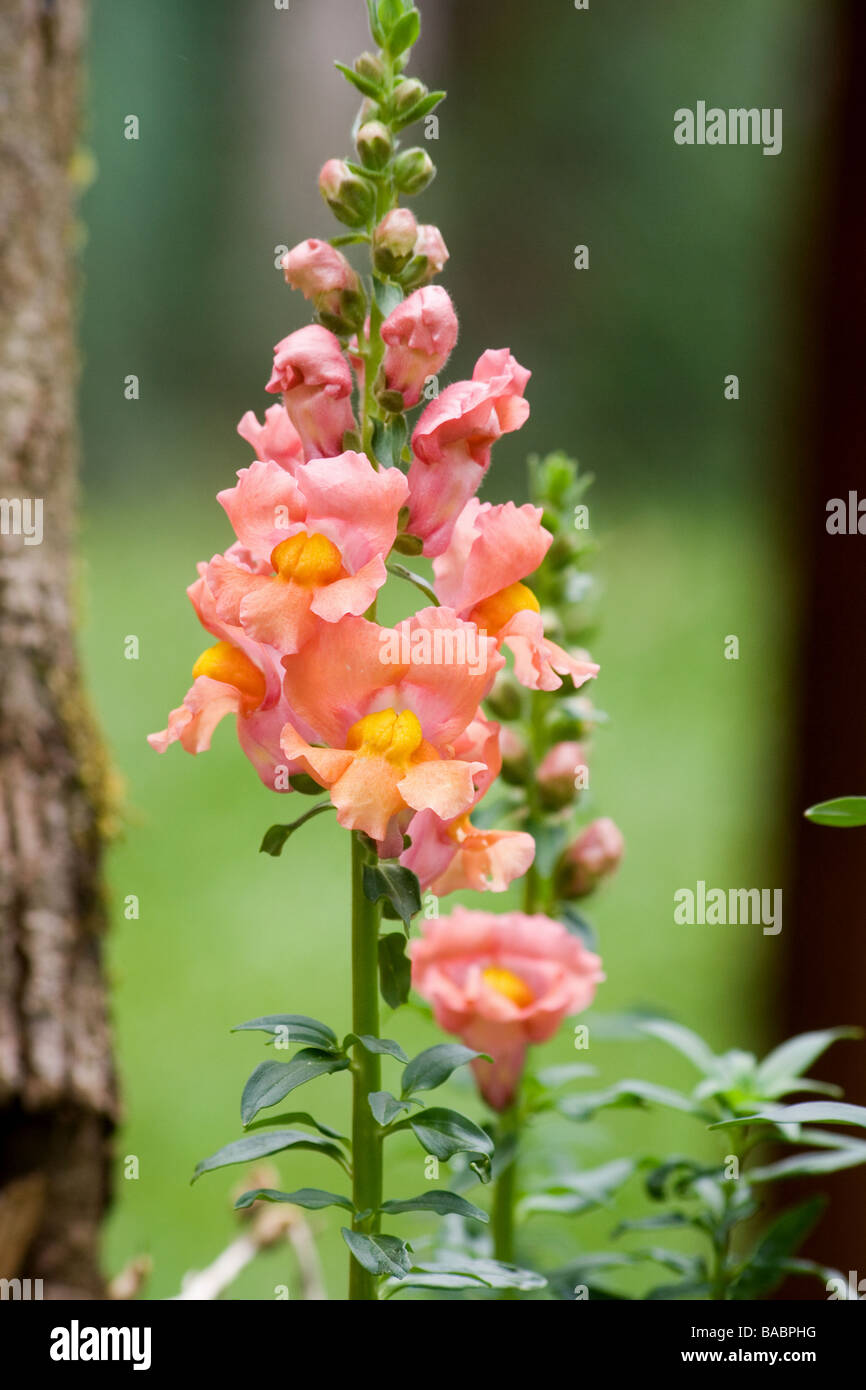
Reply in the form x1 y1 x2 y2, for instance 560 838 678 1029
557 818 624 899
486 673 523 722
392 77 427 117
537 741 587 810
282 239 364 334
499 725 530 785
318 158 376 228
355 120 393 171
414 223 449 276
372 207 418 275
393 147 435 195
355 51 385 84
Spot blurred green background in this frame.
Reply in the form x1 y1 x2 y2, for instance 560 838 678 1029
78 0 827 1297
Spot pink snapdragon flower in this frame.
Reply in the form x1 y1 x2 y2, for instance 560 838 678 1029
406 348 530 555
279 608 503 855
237 404 305 474
147 567 308 790
434 498 599 692
381 286 458 408
206 452 407 655
281 238 361 319
401 715 535 895
410 909 604 1110
265 324 356 460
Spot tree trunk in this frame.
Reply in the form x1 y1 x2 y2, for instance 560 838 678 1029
0 0 115 1299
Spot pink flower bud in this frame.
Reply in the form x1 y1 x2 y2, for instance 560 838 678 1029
537 741 587 810
372 208 419 276
381 286 458 408
558 818 624 899
498 724 530 785
281 239 363 332
265 324 356 460
414 224 449 278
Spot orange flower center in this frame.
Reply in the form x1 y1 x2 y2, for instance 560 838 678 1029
346 708 424 768
192 641 266 711
482 966 534 1008
270 531 343 587
470 581 540 635
448 814 493 849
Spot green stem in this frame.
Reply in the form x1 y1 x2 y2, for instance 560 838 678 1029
492 1100 520 1289
349 831 383 1300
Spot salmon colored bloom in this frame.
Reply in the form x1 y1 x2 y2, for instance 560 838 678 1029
381 285 458 408
410 909 604 1110
401 715 535 895
407 349 530 556
434 498 600 692
206 452 407 655
279 608 503 855
265 324 356 460
237 404 305 474
413 223 449 280
147 567 308 790
281 238 361 317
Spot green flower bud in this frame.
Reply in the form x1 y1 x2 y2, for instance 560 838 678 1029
355 51 385 84
355 120 393 171
372 207 418 275
393 147 435 195
318 159 376 228
392 77 427 117
485 674 523 722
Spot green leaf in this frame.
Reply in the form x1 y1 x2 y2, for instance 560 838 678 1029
401 1254 546 1292
259 803 334 856
401 1043 487 1098
341 1229 411 1278
364 863 421 930
756 1027 860 1087
747 1142 866 1183
614 1212 692 1237
711 1101 866 1131
646 1280 712 1300
392 90 445 134
371 415 408 471
334 60 380 100
373 276 404 318
366 0 385 45
346 1034 408 1063
529 819 569 878
558 1079 701 1122
387 9 420 56
243 1111 348 1142
377 0 407 31
368 1090 419 1126
234 1187 354 1213
558 906 598 951
192 1129 347 1182
386 562 439 607
804 795 866 827
381 1190 488 1222
241 1052 350 1125
728 1197 825 1300
403 1107 494 1165
633 1018 720 1076
519 1159 638 1218
378 932 412 1009
232 1014 339 1052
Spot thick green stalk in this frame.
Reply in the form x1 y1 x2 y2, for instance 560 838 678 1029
349 831 383 1300
492 1100 520 1285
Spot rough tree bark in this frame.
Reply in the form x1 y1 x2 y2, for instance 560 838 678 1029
0 0 115 1298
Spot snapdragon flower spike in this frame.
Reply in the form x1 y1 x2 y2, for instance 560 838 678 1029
410 908 605 1111
281 238 363 330
147 566 308 790
401 715 536 895
265 324 356 460
406 348 531 555
207 452 407 655
278 608 503 856
381 285 458 409
434 497 600 691
237 404 305 474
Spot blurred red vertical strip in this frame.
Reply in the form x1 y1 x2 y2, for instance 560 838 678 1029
782 0 866 1295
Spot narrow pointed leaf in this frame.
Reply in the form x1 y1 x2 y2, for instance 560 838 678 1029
192 1129 347 1182
341 1229 411 1278
241 1052 350 1125
346 1034 408 1063
804 796 866 827
232 1014 339 1052
378 932 412 1009
260 802 334 856
234 1187 354 1212
756 1027 859 1087
401 1043 488 1097
381 1190 488 1222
